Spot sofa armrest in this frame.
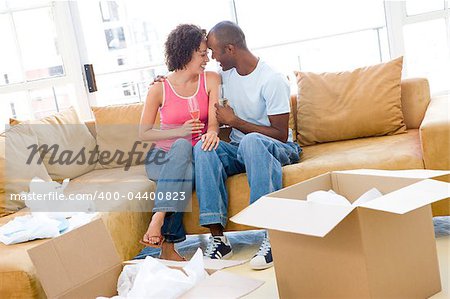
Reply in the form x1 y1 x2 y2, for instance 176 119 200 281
401 78 431 129
419 95 450 169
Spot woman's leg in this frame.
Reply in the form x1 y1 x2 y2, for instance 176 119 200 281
144 139 193 260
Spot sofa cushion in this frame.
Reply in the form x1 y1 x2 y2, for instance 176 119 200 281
295 57 406 146
92 103 159 169
0 208 47 297
65 165 153 259
283 129 423 186
29 107 97 180
1 125 52 216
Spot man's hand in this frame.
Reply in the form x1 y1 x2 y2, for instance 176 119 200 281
215 103 237 126
148 75 167 87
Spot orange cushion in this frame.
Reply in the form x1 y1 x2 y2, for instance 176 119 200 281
295 57 406 146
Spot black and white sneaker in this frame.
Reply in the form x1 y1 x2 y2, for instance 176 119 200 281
204 235 233 259
250 236 273 270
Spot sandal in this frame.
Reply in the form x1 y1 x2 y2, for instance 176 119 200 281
159 247 187 261
140 235 165 248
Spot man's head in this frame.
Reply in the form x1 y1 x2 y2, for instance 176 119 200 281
207 21 248 71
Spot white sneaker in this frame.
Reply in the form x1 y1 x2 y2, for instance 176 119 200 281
204 235 233 259
250 236 273 270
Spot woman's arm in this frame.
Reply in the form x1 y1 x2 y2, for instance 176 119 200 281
206 71 221 134
200 71 221 150
139 83 203 141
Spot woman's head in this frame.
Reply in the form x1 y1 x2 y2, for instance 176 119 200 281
165 24 208 72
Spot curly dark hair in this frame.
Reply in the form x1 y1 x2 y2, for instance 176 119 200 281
165 24 206 72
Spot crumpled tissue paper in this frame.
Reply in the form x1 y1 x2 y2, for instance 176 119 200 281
102 248 208 299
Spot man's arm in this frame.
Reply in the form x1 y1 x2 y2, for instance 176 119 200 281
215 103 289 142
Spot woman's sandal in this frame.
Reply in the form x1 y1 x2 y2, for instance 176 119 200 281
140 236 186 261
169 248 187 261
139 235 165 248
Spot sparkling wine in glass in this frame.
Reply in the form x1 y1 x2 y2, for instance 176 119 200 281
187 96 200 120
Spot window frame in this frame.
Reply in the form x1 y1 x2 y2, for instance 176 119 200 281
384 0 450 95
0 1 91 119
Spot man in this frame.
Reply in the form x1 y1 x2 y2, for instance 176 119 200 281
194 21 301 270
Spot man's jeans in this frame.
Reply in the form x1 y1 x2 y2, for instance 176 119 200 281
145 139 194 243
193 132 302 228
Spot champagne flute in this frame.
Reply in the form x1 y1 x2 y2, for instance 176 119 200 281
187 96 200 138
218 84 228 107
187 96 200 120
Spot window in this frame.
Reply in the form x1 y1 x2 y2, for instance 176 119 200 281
235 0 388 75
73 0 235 106
385 0 450 94
0 1 86 124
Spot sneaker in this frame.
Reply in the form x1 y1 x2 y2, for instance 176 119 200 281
250 236 273 270
204 235 233 259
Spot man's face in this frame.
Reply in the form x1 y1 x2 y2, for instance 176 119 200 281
207 34 234 71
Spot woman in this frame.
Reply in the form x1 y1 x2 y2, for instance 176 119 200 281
139 24 220 261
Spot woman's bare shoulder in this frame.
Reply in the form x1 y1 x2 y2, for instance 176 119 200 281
146 81 163 104
205 71 221 84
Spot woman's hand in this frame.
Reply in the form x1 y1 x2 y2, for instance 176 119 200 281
177 119 204 137
200 131 220 151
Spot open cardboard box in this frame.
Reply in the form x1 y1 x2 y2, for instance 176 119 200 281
231 169 450 299
27 219 263 299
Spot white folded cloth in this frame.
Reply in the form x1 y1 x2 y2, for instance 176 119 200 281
0 215 62 245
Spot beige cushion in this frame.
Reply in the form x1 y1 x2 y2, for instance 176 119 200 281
66 165 153 260
28 107 97 180
92 103 157 169
295 57 406 146
0 125 52 215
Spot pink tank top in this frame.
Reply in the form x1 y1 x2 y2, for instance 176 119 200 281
156 73 209 151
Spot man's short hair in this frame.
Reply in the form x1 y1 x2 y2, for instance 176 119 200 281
208 21 247 50
165 24 206 71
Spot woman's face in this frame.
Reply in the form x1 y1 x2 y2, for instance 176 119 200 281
186 40 209 74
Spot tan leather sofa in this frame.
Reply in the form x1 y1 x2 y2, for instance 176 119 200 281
0 78 449 298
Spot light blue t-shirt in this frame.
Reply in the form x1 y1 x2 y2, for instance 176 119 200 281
221 60 292 143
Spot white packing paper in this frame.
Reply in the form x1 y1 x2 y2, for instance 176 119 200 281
307 190 351 206
23 176 95 214
113 248 208 299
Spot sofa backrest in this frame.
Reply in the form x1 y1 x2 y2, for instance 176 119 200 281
85 78 430 140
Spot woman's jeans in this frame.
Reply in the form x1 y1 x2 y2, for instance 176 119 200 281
145 139 194 243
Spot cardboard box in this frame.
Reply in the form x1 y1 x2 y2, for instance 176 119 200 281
28 218 263 299
231 169 450 299
28 219 123 299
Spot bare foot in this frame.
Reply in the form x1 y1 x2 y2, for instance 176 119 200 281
143 212 166 245
160 242 186 261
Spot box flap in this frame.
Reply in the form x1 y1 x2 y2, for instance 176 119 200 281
180 271 264 299
230 197 354 237
334 169 450 179
28 219 121 298
124 258 247 274
358 179 450 214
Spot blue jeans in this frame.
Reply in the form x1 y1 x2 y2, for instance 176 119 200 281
145 139 194 243
193 132 302 228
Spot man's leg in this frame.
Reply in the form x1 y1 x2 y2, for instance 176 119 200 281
237 132 301 203
237 133 301 269
193 140 244 259
193 140 243 230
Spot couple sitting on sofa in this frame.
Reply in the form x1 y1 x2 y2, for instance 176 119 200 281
139 21 301 270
